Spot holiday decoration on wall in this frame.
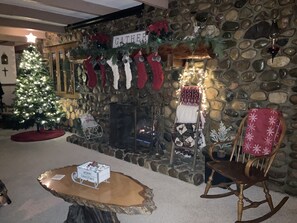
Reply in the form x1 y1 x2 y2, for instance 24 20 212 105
122 54 132 89
97 57 107 88
106 58 119 90
12 45 64 131
134 51 148 89
70 19 225 92
90 33 110 49
112 30 148 48
83 56 98 88
147 52 164 91
146 20 172 41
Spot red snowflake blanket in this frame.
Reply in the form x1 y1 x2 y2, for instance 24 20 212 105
243 108 282 156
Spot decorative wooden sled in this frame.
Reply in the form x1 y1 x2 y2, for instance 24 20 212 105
78 114 103 141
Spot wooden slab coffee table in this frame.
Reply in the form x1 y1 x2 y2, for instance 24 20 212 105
38 165 156 223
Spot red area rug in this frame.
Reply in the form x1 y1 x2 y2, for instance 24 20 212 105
11 129 65 142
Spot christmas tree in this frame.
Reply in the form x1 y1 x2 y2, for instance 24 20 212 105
13 44 64 131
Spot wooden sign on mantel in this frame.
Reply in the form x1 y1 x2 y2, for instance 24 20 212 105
112 31 148 48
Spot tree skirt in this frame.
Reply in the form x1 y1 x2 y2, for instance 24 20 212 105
11 129 65 142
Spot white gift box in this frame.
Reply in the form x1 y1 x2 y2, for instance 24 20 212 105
77 161 110 184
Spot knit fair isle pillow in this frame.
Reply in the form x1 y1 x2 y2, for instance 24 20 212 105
180 86 200 106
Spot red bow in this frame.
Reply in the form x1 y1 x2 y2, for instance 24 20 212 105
147 20 169 36
89 33 110 44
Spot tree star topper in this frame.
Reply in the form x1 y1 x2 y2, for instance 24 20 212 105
26 33 37 43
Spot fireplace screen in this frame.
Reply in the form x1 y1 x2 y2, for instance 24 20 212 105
135 118 155 147
109 103 154 150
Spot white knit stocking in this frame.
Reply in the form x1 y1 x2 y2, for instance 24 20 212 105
123 55 132 89
107 58 119 90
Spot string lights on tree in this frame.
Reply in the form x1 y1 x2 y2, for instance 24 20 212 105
13 44 64 131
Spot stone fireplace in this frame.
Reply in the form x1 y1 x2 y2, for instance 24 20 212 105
46 1 297 195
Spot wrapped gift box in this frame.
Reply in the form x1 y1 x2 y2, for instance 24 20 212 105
77 161 110 184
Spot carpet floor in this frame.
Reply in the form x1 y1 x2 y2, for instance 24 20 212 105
0 128 296 223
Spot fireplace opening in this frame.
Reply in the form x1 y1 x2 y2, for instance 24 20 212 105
109 103 155 150
135 117 154 148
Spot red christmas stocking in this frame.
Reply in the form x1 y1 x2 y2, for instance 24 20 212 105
147 52 164 91
134 51 148 89
97 57 106 88
83 57 97 88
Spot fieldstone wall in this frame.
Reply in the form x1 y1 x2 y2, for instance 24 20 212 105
59 98 83 129
45 0 297 195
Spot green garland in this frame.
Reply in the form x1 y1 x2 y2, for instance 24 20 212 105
70 36 226 62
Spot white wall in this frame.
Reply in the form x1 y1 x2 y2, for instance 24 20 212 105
0 45 17 106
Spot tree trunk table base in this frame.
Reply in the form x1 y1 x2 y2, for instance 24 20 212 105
65 204 120 223
38 165 156 223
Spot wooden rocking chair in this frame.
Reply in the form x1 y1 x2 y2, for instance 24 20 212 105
201 108 289 223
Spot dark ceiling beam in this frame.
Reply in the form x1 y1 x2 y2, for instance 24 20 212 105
0 27 46 39
0 41 14 46
0 3 82 25
0 35 27 45
136 0 168 9
67 4 144 30
0 18 65 33
32 0 117 15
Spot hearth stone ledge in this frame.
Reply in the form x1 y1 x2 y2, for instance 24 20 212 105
66 134 204 186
